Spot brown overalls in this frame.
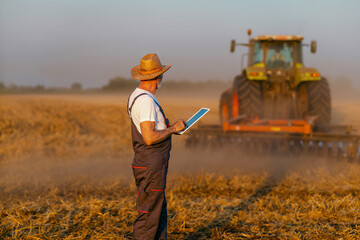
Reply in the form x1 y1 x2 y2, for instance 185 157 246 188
127 93 171 240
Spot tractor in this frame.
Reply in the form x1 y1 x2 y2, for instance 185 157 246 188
185 30 359 162
220 30 331 127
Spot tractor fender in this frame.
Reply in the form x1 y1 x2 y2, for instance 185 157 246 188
295 65 321 86
244 65 267 81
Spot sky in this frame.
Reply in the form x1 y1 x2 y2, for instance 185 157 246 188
0 0 359 88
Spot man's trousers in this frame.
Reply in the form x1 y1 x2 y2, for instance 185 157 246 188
132 154 169 240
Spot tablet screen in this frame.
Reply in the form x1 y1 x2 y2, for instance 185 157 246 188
178 107 210 135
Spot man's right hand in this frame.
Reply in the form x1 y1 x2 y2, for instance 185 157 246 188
172 119 186 133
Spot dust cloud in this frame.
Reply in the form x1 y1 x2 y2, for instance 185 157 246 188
169 146 341 175
0 155 134 201
0 140 358 202
329 76 360 101
0 143 339 201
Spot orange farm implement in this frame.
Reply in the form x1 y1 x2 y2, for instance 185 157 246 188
186 119 360 162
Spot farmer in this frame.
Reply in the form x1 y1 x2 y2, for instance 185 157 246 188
127 53 186 239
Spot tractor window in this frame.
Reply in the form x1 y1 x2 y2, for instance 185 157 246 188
265 42 294 69
253 42 263 64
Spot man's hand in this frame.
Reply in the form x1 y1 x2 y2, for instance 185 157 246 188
172 120 186 133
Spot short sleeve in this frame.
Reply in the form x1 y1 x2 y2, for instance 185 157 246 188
136 97 157 123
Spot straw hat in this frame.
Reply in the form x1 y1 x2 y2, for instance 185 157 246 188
131 53 171 80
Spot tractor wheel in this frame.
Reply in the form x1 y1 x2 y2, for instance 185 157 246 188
219 88 233 123
297 77 331 125
307 77 331 124
233 75 264 119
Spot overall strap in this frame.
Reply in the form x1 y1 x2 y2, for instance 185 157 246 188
127 93 166 119
152 99 166 119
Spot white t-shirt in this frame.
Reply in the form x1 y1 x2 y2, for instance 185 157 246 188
128 88 167 134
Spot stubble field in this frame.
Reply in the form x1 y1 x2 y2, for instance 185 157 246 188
1 93 360 239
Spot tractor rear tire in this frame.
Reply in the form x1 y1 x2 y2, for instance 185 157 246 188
233 75 264 119
220 88 233 123
307 77 331 125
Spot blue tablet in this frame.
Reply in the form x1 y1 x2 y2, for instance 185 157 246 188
178 107 210 135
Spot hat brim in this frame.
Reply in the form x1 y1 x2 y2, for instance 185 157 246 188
131 65 171 80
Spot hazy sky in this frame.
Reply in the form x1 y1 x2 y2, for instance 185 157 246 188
1 0 359 88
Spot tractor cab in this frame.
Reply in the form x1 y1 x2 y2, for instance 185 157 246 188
231 34 318 86
249 35 305 71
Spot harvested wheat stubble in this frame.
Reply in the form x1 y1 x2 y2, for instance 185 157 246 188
1 166 360 239
1 95 360 239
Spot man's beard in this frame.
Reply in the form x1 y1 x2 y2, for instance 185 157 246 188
156 80 162 89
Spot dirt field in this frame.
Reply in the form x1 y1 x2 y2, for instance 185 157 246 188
1 94 360 239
